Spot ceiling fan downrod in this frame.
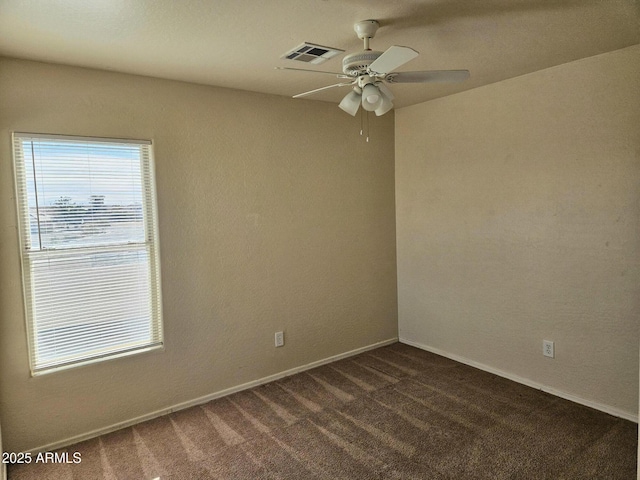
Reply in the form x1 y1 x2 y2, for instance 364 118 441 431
354 20 380 51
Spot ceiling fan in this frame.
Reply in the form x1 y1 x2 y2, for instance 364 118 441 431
278 20 470 116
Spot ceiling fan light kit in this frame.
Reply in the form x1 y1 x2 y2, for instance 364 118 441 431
280 19 470 119
374 92 394 116
338 89 361 116
361 82 381 111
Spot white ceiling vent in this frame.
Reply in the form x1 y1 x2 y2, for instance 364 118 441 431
281 42 344 64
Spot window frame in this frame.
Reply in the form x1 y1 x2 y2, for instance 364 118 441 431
12 132 164 375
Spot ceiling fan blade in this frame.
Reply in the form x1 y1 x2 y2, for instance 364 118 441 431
276 67 350 78
292 81 355 98
385 70 470 84
368 46 419 75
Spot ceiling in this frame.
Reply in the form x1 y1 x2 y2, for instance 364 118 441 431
0 0 638 109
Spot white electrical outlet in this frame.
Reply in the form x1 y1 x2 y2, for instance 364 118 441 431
543 340 554 358
275 331 284 347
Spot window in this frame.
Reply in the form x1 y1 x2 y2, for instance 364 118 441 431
12 133 163 375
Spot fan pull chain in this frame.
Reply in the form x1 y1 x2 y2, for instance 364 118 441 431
365 110 370 142
363 109 369 143
359 109 370 142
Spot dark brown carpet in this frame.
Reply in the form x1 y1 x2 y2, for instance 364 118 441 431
9 343 638 479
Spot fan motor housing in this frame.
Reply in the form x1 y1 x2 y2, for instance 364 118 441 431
342 50 382 76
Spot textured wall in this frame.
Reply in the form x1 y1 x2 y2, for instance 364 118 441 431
0 58 398 451
396 45 640 417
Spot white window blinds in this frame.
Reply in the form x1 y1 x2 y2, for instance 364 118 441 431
13 133 163 375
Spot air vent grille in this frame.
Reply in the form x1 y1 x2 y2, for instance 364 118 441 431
281 43 344 65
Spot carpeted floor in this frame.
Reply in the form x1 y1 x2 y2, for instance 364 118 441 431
9 343 638 479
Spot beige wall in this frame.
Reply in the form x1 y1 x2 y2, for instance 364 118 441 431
396 45 640 418
0 58 398 451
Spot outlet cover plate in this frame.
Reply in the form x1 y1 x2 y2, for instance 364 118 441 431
543 340 554 358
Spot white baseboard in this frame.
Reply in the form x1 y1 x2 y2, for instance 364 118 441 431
399 337 638 423
30 337 398 454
